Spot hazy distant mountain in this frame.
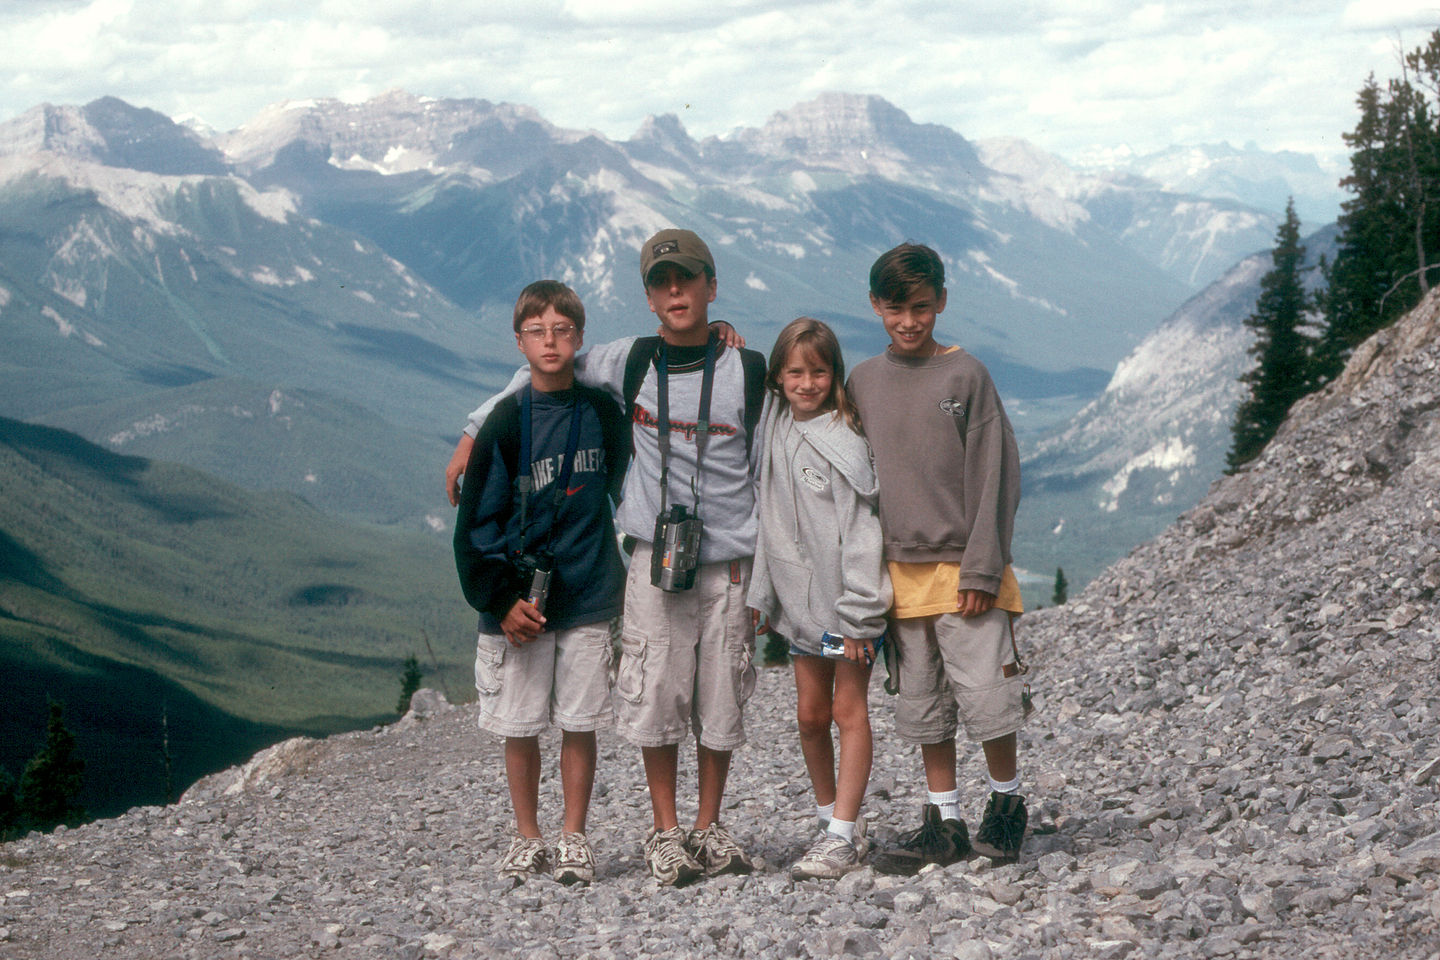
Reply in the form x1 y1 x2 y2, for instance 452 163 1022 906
1068 139 1343 228
0 88 1336 555
1016 224 1339 588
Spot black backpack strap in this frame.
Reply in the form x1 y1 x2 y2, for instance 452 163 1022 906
740 347 767 457
623 336 663 421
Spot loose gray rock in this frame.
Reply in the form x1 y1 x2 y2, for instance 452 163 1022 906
4 291 1440 960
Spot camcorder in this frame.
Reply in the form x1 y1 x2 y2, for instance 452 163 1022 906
513 552 553 615
651 504 703 592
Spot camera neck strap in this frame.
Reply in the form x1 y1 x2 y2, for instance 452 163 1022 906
655 333 718 516
515 384 585 557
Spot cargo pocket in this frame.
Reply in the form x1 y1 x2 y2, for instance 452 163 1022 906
615 631 647 705
474 641 505 697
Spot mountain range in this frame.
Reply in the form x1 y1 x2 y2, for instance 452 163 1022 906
1 90 1327 533
0 88 1349 811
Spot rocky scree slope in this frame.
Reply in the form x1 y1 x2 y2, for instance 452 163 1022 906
1 300 1439 958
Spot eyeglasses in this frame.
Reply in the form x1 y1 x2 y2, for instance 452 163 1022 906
518 323 579 342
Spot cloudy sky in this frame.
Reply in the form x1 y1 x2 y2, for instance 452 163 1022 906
3 1 1437 170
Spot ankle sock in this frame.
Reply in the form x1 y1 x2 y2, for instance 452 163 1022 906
817 801 835 827
827 817 857 843
928 789 962 822
988 775 1021 796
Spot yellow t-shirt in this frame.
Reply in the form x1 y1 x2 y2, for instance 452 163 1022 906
888 562 1024 619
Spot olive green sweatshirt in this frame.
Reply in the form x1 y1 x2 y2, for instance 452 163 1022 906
846 347 1020 597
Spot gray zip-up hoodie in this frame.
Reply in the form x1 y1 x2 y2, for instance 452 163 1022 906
746 408 892 653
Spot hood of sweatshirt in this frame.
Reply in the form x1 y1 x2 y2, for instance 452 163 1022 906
792 410 879 500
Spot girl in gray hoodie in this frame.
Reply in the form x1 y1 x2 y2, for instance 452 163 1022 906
747 318 893 880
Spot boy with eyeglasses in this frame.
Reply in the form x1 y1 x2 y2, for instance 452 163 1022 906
447 230 768 886
454 279 630 886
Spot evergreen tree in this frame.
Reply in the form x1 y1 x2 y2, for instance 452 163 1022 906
1052 567 1068 606
396 655 423 714
1318 31 1440 383
0 765 18 837
18 699 85 830
1228 199 1313 470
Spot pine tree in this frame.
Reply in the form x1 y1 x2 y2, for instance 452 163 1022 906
18 699 85 830
1228 199 1313 470
1318 31 1440 383
0 766 18 837
1052 567 1068 606
396 655 423 714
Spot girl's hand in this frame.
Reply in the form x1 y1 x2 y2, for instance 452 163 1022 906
843 637 875 664
751 609 769 635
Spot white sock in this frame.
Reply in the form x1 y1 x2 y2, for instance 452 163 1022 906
817 801 835 826
988 775 1021 795
827 817 856 843
928 789 962 822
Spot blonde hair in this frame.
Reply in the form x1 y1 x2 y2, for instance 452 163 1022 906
766 317 861 433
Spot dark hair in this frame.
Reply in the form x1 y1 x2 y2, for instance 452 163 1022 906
512 280 585 333
868 242 945 303
766 317 861 433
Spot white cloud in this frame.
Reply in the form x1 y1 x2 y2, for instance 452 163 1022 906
1 0 1436 170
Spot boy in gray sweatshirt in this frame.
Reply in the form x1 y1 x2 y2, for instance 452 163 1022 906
846 243 1029 870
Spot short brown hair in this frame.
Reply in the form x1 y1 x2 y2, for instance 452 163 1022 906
869 242 945 304
766 317 861 433
512 280 585 333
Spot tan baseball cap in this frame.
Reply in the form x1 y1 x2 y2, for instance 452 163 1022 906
640 228 715 282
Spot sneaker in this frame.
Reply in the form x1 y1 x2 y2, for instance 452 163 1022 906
686 821 755 876
971 792 1028 861
552 831 596 885
643 826 704 886
791 832 861 880
498 835 549 882
870 803 970 876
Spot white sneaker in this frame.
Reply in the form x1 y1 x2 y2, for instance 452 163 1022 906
552 831 595 885
686 821 755 876
791 832 861 880
643 826 703 886
498 835 549 882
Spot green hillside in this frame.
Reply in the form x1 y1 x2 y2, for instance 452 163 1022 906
0 416 476 819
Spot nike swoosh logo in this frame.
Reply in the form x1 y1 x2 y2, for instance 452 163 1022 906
567 484 586 496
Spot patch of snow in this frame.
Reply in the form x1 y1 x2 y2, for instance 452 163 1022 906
1099 437 1197 512
43 306 75 337
251 267 284 286
424 513 447 533
238 183 297 223
745 273 769 291
352 289 376 303
0 286 10 309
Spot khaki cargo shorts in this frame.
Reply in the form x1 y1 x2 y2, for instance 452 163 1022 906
615 542 757 751
474 620 615 738
890 607 1025 744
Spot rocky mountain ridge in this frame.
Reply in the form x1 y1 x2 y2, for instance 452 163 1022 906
2 295 1436 957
